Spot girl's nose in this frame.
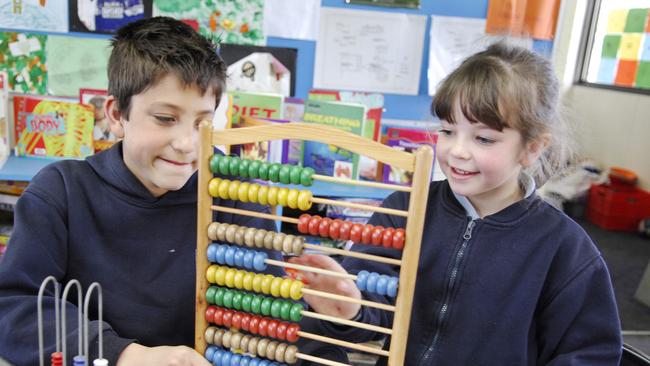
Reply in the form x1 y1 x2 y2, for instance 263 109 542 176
449 137 471 160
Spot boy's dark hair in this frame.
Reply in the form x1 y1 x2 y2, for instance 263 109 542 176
108 17 227 118
431 42 574 185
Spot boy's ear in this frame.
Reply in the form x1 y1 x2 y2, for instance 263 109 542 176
520 133 551 167
104 96 125 139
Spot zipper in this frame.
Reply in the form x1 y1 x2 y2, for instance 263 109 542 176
419 219 476 365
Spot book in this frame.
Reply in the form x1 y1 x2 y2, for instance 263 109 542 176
13 94 94 159
79 88 118 153
301 100 371 180
0 72 9 168
382 127 437 185
230 91 284 162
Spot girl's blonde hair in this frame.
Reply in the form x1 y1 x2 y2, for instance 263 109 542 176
431 42 575 186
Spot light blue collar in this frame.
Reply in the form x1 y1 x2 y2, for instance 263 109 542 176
453 172 536 219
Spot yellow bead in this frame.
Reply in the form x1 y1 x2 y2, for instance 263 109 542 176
261 274 274 295
243 273 255 291
225 268 236 288
218 179 230 200
228 180 241 201
215 266 227 286
248 184 260 204
297 190 312 211
238 182 250 203
280 278 292 298
289 280 303 300
277 188 289 207
234 270 245 288
208 178 221 197
267 186 279 206
286 189 299 209
257 185 269 205
253 274 265 292
270 277 283 297
206 264 218 283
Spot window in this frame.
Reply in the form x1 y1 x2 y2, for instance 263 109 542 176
579 0 650 93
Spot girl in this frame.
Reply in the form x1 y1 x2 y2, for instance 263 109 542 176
289 43 622 365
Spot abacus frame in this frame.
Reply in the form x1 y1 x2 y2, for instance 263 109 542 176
195 119 434 366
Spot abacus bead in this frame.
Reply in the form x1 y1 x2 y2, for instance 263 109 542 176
227 180 241 202
248 358 259 366
248 337 259 356
232 312 243 329
208 222 219 240
278 165 292 184
214 266 227 286
297 214 310 234
266 341 278 360
285 345 298 364
257 338 270 358
225 246 236 266
213 349 224 365
214 287 226 306
275 343 287 363
225 269 236 287
235 253 246 271
245 227 257 247
262 274 275 294
260 298 272 316
225 225 238 243
209 154 221 173
328 219 341 239
243 251 254 269
205 344 216 360
280 278 292 298
221 351 232 366
217 223 228 241
231 354 242 366
290 303 303 322
282 235 295 254
239 159 250 178
292 237 304 255
254 229 267 248
238 182 251 202
248 184 260 203
235 227 246 245
318 218 332 237
240 335 251 353
243 273 255 291
263 232 275 250
253 252 268 271
205 306 216 323
371 226 385 246
223 310 234 328
286 324 300 342
231 331 244 349
222 330 232 348
267 186 279 206
270 277 283 297
299 167 315 186
382 228 395 248
277 187 289 206
206 286 217 304
376 275 388 295
249 315 261 334
252 185 266 206
223 291 234 308
253 274 265 292
219 156 231 175
268 163 281 182
267 320 279 338
258 318 270 337
366 272 379 293
208 178 221 197
205 264 216 283
207 244 217 262
387 277 399 297
214 328 226 346
279 301 291 320
215 245 227 264
339 221 351 240
258 162 270 180
232 291 243 310
308 216 321 236
297 190 312 211
350 223 363 243
271 300 282 318
286 189 299 209
289 280 303 300
361 224 374 245
248 160 261 179
356 270 369 291
213 307 224 325
393 228 406 249
228 157 241 176
275 322 288 340
251 295 262 314
289 165 302 185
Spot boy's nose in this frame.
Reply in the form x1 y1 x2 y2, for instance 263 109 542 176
171 125 197 153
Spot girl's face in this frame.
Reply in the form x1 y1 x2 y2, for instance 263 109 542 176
437 105 540 217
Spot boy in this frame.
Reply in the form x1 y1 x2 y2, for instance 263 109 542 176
0 17 281 366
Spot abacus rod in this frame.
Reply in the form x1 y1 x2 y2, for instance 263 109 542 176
297 331 390 357
211 205 299 224
61 279 84 366
311 197 409 217
296 353 351 366
265 258 357 281
301 309 392 335
302 288 396 312
312 174 412 192
303 243 402 266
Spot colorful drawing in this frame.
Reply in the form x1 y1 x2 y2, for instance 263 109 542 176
153 0 265 45
0 32 48 95
0 0 68 33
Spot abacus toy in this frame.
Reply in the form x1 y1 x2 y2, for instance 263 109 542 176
195 120 433 366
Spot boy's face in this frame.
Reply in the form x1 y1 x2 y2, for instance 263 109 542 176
106 74 216 197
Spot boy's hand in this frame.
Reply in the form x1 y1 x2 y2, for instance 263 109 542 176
287 254 361 320
117 343 211 366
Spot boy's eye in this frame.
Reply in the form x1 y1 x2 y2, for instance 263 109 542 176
476 136 495 145
154 115 176 123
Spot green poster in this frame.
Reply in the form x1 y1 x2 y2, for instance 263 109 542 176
346 0 420 9
0 32 47 95
602 35 622 58
624 8 649 33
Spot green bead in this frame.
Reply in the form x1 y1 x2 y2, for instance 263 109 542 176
279 165 292 184
258 162 270 180
219 156 231 175
239 159 250 178
232 291 243 310
223 290 234 309
300 167 315 186
270 300 282 318
228 157 241 176
206 287 217 304
214 287 226 307
248 160 261 179
280 301 292 320
268 163 281 182
260 297 273 316
241 294 252 312
289 166 302 185
251 295 262 314
290 303 303 322
209 155 221 174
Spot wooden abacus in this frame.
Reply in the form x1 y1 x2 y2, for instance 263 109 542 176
195 119 433 366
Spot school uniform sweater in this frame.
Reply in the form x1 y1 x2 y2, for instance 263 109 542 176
320 180 622 365
0 142 281 365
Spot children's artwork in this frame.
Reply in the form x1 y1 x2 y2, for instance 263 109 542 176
0 0 68 33
46 36 112 97
485 0 561 40
69 0 151 34
80 89 118 153
13 94 95 159
153 0 265 45
0 32 48 95
226 53 291 96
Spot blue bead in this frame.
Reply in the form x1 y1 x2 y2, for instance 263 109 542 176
243 251 254 269
248 358 260 366
225 246 236 266
376 275 388 296
240 356 251 366
356 270 369 291
253 252 268 271
73 355 85 366
387 277 399 297
216 245 227 265
207 244 218 263
213 349 224 366
259 361 270 366
205 345 217 361
230 354 242 366
221 352 232 366
366 272 379 293
234 249 245 267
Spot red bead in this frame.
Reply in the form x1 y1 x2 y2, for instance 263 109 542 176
371 226 385 246
258 318 269 337
308 216 321 236
318 218 332 237
51 352 63 366
297 214 311 234
267 320 279 338
338 221 351 240
382 228 395 248
249 316 260 334
205 306 216 323
361 224 374 244
222 310 233 328
275 322 288 341
393 229 405 249
232 312 243 329
213 307 224 326
240 313 251 331
349 223 363 243
329 220 342 239
286 324 300 342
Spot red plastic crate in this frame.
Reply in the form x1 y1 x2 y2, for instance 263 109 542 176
586 183 650 231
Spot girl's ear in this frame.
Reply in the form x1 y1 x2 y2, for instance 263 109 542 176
104 96 125 139
520 133 551 167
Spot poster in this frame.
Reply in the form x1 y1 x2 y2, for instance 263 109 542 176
0 32 48 95
69 0 152 34
485 0 561 40
0 0 68 33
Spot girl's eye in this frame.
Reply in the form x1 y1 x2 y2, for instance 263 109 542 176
154 115 175 123
476 136 495 145
438 128 452 136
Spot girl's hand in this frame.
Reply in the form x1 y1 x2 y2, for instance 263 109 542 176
116 343 211 366
287 254 361 320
